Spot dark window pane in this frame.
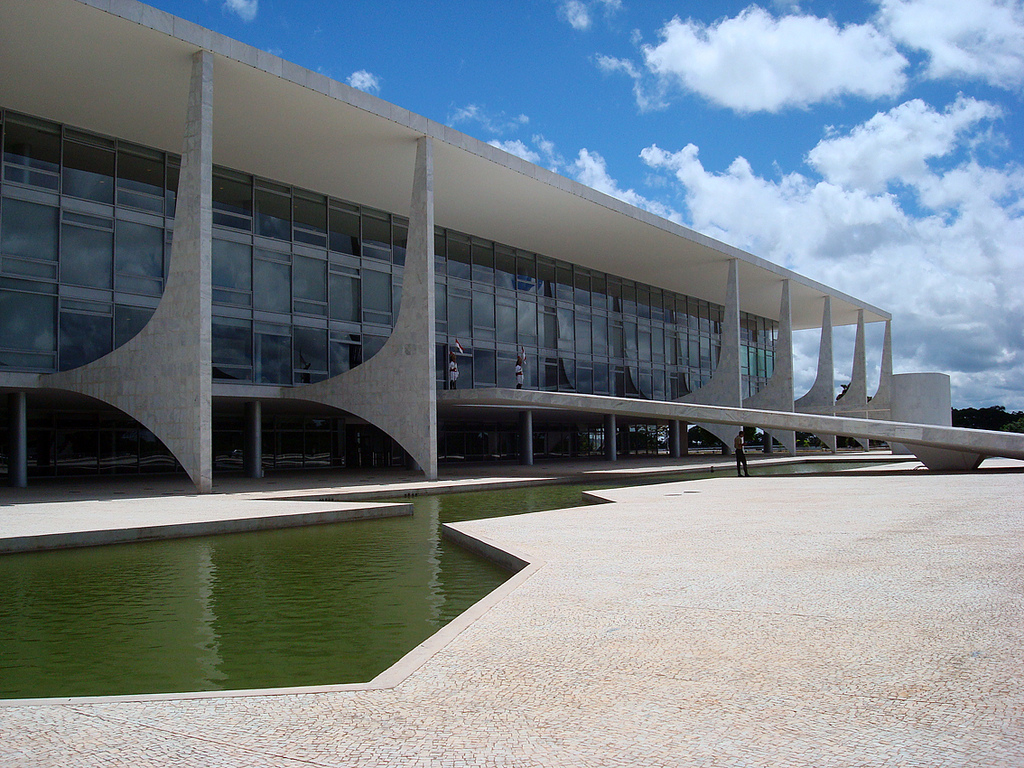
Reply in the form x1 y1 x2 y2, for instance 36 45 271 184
473 291 495 331
61 223 113 288
212 239 251 291
114 304 154 347
63 141 114 203
495 248 516 290
212 317 252 373
293 326 327 383
1 199 58 261
294 193 326 234
293 254 326 303
473 348 496 387
449 294 471 338
115 221 163 280
330 338 361 376
516 298 537 345
59 311 111 370
255 188 291 240
0 290 55 352
3 116 60 185
362 269 391 314
496 301 516 343
329 272 359 321
328 207 359 255
361 212 390 252
118 148 164 198
254 259 291 313
255 329 291 384
472 240 494 284
447 234 471 280
392 220 407 266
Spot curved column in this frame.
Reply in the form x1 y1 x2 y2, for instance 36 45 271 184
285 136 437 479
519 410 534 466
836 310 869 449
869 320 893 419
795 296 837 452
743 280 795 454
680 258 742 451
40 49 215 492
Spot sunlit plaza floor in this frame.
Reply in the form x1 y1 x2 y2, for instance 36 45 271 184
1 455 1022 767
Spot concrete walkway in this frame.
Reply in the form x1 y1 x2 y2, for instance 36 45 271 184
1 459 1022 767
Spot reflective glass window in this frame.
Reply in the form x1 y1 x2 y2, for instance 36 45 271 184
59 309 111 370
212 238 251 305
165 160 180 218
447 234 471 280
213 169 253 229
496 300 516 343
361 211 390 258
293 254 327 303
541 310 557 349
329 270 360 321
592 315 608 356
115 221 163 294
555 265 573 301
212 317 252 379
392 219 407 266
515 252 537 293
293 326 328 383
473 348 496 387
448 293 471 338
293 192 327 246
114 304 154 347
254 256 290 313
3 116 60 189
590 274 607 310
471 240 494 284
255 185 291 240
0 289 55 353
330 336 362 376
61 215 113 289
516 297 537 345
329 206 359 255
62 140 114 203
362 269 391 316
1 198 58 261
538 260 556 298
575 316 591 354
117 147 164 213
495 247 516 290
472 290 495 334
574 270 591 306
556 307 574 347
255 325 290 384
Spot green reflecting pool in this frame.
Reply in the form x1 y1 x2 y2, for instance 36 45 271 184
0 460 875 699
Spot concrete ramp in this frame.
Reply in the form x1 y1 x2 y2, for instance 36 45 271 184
440 388 1024 466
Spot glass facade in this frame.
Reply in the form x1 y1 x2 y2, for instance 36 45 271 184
0 107 778 474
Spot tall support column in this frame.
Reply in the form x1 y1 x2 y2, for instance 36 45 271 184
669 420 682 459
285 136 437 479
40 50 215 493
243 400 263 479
744 279 796 455
869 320 893 419
519 410 534 466
7 392 27 488
795 296 837 452
604 413 617 462
680 258 742 451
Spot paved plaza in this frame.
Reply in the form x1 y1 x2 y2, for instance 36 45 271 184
1 458 1022 767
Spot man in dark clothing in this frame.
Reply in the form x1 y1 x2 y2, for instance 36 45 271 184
734 429 749 477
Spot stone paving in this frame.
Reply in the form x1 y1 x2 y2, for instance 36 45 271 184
1 460 1022 767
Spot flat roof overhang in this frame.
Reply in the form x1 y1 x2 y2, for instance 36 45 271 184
0 0 890 330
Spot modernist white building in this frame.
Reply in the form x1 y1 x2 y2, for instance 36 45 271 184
2 0 1021 492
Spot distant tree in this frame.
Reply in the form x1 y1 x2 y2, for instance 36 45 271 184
1001 416 1024 434
952 406 1024 431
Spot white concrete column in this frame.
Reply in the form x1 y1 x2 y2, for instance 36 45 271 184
604 413 617 462
681 258 742 451
286 136 438 479
7 392 27 488
891 372 982 470
795 296 837 452
869 320 893 419
243 401 263 479
40 49 215 493
519 410 534 466
744 279 796 455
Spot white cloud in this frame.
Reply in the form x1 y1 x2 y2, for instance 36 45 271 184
347 70 381 94
560 0 591 30
807 97 1002 192
877 0 1024 89
595 54 667 111
570 148 682 221
640 8 908 112
449 104 530 136
641 129 1024 408
223 0 257 22
489 139 543 165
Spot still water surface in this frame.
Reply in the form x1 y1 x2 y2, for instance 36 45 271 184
0 461 869 698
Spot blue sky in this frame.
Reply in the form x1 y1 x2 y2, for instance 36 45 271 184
148 0 1024 409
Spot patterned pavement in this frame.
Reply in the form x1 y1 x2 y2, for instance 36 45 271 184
1 463 1021 767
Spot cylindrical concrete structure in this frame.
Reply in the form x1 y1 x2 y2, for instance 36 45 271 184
604 413 617 462
890 373 951 455
8 391 27 488
243 400 263 478
668 420 681 459
519 410 534 466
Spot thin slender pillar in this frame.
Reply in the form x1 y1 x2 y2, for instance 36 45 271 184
604 413 617 462
8 392 27 488
669 420 682 459
243 400 263 479
519 410 534 466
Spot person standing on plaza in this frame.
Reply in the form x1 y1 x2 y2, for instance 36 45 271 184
734 429 749 477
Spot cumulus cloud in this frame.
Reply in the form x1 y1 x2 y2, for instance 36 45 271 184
570 148 683 221
877 0 1024 89
558 0 623 31
347 70 381 94
640 115 1024 407
489 139 543 165
807 96 1002 192
595 54 668 111
640 8 908 112
223 0 257 22
449 104 530 136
